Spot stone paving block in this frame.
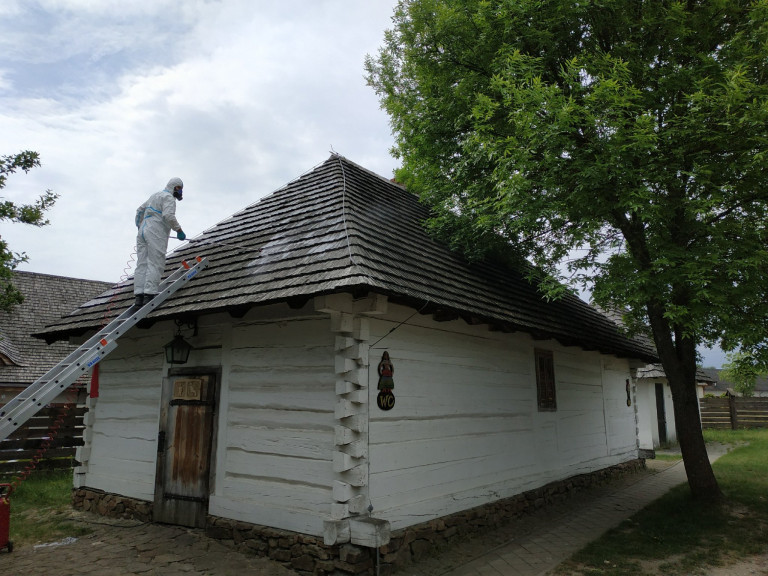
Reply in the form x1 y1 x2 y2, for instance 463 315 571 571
476 564 504 575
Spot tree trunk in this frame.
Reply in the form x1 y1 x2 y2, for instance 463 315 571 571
648 306 723 501
665 362 722 501
619 207 722 501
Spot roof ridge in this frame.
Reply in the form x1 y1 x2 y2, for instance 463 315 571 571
331 154 375 285
329 152 403 188
11 269 113 285
334 154 361 268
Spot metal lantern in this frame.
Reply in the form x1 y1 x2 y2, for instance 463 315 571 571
163 323 193 364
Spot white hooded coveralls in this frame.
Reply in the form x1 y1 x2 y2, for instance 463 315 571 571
134 178 183 296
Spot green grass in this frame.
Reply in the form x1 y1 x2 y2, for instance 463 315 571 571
4 470 91 547
652 452 682 462
554 429 768 575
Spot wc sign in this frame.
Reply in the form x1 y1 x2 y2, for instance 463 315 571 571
376 351 395 411
377 389 395 411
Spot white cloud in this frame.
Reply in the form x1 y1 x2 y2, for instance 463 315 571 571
0 0 399 284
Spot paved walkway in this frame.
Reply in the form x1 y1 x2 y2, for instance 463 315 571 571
0 446 725 576
396 444 726 576
1 518 297 576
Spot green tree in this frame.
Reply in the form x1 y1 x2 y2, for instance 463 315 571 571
720 351 767 397
0 151 58 311
367 0 768 500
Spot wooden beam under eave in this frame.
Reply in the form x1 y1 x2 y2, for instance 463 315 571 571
432 309 459 323
287 296 310 310
227 304 251 318
460 314 485 326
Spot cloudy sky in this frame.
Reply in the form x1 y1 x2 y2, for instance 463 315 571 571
1 0 399 281
0 1 726 367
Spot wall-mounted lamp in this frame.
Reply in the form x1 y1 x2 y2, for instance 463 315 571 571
163 319 195 364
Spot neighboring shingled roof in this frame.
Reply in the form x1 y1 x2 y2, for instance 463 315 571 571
635 364 716 384
35 155 658 363
0 271 113 386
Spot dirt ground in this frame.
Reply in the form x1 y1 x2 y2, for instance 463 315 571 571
702 553 768 576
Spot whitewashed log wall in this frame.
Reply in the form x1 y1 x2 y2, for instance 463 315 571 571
75 296 640 539
660 383 677 444
76 307 340 537
635 381 656 451
634 379 677 450
209 312 336 535
74 326 174 499
365 304 639 531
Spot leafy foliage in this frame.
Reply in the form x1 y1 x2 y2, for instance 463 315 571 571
0 151 58 312
367 0 768 346
720 350 767 397
367 0 768 499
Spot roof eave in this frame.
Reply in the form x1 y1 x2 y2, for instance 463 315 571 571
33 285 659 364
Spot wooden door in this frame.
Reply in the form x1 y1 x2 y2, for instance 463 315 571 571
655 383 667 446
153 373 216 527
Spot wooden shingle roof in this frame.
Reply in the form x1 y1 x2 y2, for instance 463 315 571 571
1 271 113 386
635 364 715 384
35 155 658 363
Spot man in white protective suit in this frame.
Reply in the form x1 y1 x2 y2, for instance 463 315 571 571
133 177 186 308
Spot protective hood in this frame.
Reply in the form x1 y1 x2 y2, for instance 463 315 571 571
165 177 183 191
166 177 184 200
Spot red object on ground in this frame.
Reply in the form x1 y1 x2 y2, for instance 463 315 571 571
0 484 13 553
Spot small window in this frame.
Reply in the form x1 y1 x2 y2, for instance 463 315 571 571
535 349 557 411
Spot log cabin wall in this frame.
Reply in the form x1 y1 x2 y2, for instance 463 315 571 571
75 304 338 537
74 296 638 539
364 302 637 532
209 309 336 535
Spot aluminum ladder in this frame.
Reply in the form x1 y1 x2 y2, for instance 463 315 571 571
0 256 209 441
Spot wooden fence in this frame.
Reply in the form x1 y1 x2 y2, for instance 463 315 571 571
699 396 768 430
0 403 85 478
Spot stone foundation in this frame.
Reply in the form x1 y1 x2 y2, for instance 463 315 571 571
72 487 152 521
72 459 644 575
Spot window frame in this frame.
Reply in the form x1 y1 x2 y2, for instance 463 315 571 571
535 349 557 412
